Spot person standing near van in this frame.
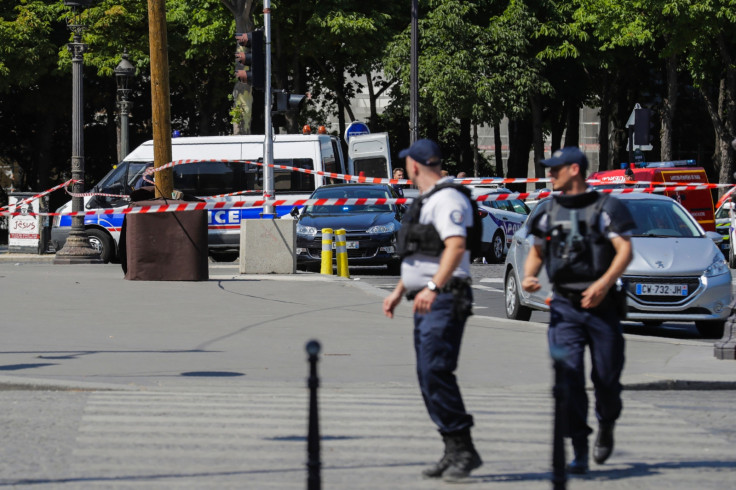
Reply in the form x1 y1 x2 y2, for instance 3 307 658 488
383 139 482 482
522 147 635 474
392 167 406 197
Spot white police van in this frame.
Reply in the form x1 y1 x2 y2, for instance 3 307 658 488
51 133 392 262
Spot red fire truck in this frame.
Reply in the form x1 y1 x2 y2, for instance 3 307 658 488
587 160 716 232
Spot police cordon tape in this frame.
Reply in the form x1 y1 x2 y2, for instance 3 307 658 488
2 154 734 216
0 179 80 212
0 185 727 218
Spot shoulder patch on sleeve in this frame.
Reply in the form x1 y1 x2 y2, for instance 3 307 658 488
450 209 464 225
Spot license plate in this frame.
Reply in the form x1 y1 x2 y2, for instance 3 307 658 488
635 283 688 296
332 241 359 249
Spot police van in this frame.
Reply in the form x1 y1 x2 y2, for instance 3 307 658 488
50 133 392 262
587 159 716 232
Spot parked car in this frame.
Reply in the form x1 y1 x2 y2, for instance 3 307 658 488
504 193 732 338
470 186 531 263
714 201 732 262
295 183 403 272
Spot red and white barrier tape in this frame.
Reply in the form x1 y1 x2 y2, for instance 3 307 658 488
65 189 129 199
143 158 415 186
0 185 716 218
3 159 732 217
0 179 79 212
588 180 733 188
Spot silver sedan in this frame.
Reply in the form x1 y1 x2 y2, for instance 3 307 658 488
503 192 732 338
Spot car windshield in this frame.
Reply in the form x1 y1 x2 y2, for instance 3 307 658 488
96 161 152 194
715 204 732 220
622 199 702 237
483 198 530 215
305 187 395 215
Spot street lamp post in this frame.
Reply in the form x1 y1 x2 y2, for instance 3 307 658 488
54 0 102 264
114 50 136 162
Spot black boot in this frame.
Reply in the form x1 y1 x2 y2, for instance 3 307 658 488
593 423 615 464
567 437 589 474
442 429 483 482
422 433 455 478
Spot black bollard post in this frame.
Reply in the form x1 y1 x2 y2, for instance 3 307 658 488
306 340 321 490
550 345 567 490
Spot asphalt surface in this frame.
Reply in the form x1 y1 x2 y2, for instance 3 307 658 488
0 250 734 489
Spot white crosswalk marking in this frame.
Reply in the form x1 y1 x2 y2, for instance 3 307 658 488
57 389 735 488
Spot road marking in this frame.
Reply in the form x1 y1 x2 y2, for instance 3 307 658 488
64 389 735 488
472 284 503 293
480 278 504 284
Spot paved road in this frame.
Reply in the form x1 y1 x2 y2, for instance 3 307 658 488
0 260 733 489
347 263 722 343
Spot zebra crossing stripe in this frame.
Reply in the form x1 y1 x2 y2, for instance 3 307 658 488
65 389 734 489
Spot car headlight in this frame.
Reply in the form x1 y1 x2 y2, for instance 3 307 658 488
296 224 317 236
704 254 729 277
367 222 396 234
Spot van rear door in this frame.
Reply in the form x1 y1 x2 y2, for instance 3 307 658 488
348 133 391 178
659 168 715 231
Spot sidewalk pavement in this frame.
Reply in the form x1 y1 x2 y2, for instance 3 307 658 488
0 244 55 263
0 261 734 488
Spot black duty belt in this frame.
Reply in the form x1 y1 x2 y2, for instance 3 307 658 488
554 288 584 306
406 277 472 300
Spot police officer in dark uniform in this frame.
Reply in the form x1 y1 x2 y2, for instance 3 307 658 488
383 139 481 482
522 147 635 474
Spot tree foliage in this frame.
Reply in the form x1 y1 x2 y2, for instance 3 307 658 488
0 0 735 197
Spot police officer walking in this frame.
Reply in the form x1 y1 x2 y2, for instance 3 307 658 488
522 147 635 474
383 139 482 482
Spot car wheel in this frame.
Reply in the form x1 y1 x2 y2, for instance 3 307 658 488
729 245 736 268
86 228 114 263
505 269 532 321
695 320 725 338
210 251 239 262
489 231 505 263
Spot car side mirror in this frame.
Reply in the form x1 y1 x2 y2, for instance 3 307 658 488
290 206 300 218
705 231 723 244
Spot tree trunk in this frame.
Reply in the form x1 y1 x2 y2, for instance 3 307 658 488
660 54 678 161
459 117 472 175
598 77 612 171
506 116 533 193
473 123 479 177
494 124 503 177
564 101 579 147
531 95 545 182
224 0 254 135
700 75 736 193
366 71 378 126
550 100 565 154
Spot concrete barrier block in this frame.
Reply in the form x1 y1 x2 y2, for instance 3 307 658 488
239 219 296 274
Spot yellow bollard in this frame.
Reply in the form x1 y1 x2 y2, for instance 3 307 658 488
320 228 334 275
335 228 350 278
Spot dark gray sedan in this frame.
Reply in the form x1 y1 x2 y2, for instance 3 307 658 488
503 193 732 337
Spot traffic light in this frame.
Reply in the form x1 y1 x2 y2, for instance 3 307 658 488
634 108 653 146
235 30 264 90
272 90 306 113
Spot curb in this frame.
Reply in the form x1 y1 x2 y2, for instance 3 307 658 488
624 379 736 391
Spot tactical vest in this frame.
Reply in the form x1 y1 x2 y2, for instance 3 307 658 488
544 191 614 291
396 182 481 259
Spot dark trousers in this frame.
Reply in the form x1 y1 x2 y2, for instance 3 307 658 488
413 288 474 434
548 295 625 442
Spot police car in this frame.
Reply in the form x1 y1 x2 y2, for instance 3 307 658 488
714 200 732 263
470 186 531 263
